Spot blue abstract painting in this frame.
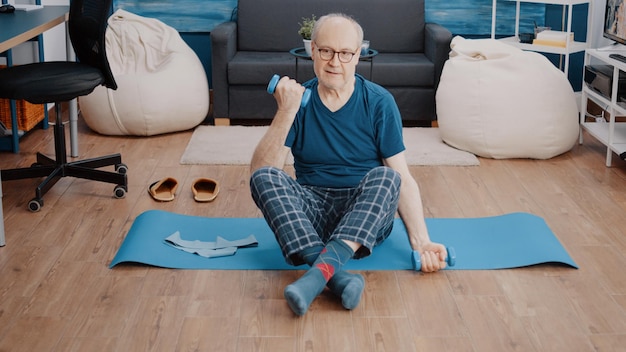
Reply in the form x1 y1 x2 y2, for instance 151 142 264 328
426 0 546 36
112 0 545 35
113 0 238 32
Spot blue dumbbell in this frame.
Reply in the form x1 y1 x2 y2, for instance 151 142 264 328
411 247 456 271
267 74 311 108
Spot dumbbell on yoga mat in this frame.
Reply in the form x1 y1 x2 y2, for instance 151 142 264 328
267 74 311 108
411 247 456 271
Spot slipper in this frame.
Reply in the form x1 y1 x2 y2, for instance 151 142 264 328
148 177 178 202
191 178 219 202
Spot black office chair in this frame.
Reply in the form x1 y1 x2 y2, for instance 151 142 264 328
0 0 127 212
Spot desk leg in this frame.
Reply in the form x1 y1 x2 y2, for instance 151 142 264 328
69 99 78 157
1 172 5 247
66 21 79 157
9 99 19 153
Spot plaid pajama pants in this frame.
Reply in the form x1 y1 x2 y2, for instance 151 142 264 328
250 166 401 266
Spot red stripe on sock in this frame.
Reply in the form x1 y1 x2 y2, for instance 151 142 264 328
316 263 335 281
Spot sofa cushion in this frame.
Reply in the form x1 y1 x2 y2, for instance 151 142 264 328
228 52 296 84
237 0 424 53
371 53 434 86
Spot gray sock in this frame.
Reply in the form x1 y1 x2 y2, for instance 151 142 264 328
326 271 365 310
284 268 327 315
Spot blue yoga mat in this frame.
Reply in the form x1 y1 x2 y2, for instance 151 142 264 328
109 210 578 270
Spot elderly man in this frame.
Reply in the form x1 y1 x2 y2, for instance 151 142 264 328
249 13 448 316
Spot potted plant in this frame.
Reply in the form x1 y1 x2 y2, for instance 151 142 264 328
298 15 316 56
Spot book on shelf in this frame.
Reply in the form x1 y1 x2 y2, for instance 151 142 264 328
532 30 574 47
532 39 569 47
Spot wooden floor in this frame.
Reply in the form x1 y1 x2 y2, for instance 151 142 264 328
1 115 626 352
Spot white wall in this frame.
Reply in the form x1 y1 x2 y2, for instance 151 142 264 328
592 0 612 48
41 0 70 61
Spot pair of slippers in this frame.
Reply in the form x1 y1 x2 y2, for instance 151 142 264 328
148 177 219 202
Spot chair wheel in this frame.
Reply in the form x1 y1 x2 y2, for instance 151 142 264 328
28 198 43 212
116 163 128 175
114 185 127 199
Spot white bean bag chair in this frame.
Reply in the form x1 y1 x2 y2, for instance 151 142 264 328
436 36 579 159
80 9 209 136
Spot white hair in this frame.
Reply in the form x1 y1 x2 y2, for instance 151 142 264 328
311 13 364 48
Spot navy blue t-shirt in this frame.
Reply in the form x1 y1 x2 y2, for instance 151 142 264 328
285 74 405 188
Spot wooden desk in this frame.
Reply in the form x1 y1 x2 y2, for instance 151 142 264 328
0 5 70 247
0 6 68 52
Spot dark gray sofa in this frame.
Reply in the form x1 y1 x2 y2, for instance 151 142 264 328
211 0 452 125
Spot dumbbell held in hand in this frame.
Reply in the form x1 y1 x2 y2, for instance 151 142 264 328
267 74 311 108
411 247 456 271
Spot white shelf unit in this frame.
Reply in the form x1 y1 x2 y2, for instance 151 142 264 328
491 0 592 78
580 49 626 166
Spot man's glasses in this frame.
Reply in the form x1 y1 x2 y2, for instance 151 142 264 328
315 47 357 63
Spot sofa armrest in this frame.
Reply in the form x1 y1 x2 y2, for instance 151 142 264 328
211 21 238 118
424 23 452 88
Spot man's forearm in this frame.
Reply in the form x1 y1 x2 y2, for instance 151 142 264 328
250 111 295 172
397 177 431 251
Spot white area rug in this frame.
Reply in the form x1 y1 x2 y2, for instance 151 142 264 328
180 126 479 166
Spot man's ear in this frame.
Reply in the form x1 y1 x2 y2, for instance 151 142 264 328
310 42 316 61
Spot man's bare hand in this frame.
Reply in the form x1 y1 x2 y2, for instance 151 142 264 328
418 242 447 273
273 76 306 114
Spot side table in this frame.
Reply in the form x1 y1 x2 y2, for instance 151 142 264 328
289 47 378 82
